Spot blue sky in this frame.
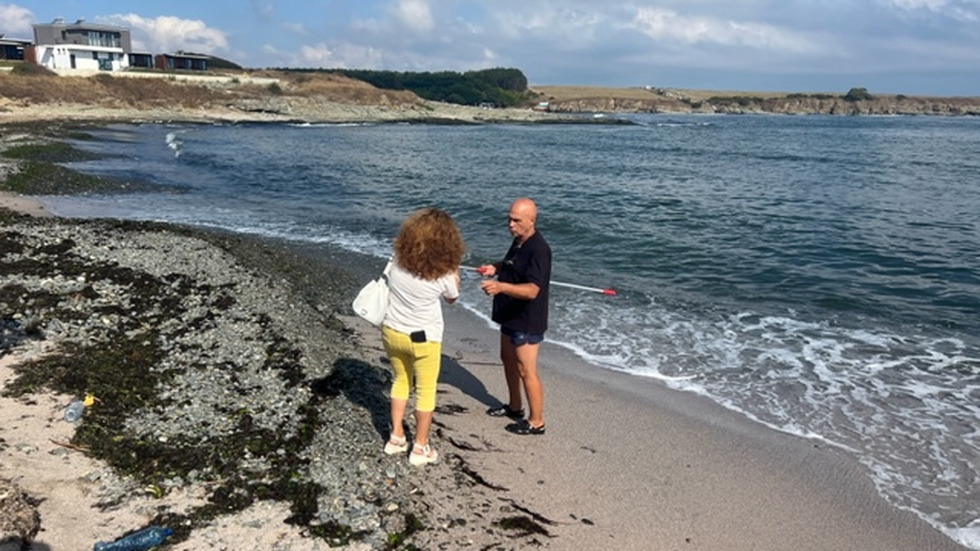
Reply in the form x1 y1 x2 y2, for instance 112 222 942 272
3 1 979 96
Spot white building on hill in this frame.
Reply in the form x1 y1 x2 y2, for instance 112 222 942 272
31 17 131 71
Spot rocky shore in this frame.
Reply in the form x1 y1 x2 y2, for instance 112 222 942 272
0 121 560 549
0 204 564 550
542 92 980 116
0 98 576 127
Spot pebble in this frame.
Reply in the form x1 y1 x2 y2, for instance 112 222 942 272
0 217 417 546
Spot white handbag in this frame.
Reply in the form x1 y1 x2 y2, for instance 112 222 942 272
352 259 393 326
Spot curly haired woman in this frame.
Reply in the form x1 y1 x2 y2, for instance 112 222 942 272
381 208 464 466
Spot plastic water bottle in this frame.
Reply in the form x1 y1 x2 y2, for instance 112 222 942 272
92 525 172 551
63 400 84 422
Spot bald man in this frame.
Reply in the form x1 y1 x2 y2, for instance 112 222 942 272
478 197 552 435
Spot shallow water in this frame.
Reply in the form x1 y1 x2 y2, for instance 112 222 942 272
43 114 980 548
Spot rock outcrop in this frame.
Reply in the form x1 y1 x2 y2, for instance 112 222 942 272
545 92 980 116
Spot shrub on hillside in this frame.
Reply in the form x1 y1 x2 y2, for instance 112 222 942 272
10 63 56 76
844 87 873 102
323 67 535 107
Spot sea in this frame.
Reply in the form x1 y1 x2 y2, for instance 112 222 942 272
38 114 979 549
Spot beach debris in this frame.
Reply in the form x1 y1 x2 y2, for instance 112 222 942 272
63 394 96 423
49 439 91 453
448 454 508 491
493 515 552 537
92 525 172 551
63 399 84 422
0 478 41 547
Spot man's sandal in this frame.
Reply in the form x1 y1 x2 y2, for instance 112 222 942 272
486 404 524 419
507 420 546 435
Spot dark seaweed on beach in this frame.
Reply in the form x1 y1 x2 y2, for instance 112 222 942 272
0 209 555 549
494 515 552 538
0 138 172 195
1 141 104 163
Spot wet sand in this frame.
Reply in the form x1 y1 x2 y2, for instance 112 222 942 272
375 300 970 550
0 192 52 218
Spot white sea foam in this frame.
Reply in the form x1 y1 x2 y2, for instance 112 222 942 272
164 130 186 157
950 524 980 550
501 286 980 549
289 122 371 128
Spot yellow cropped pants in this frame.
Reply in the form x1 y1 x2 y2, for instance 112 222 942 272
381 326 442 412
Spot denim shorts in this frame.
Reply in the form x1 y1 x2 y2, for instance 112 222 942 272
501 326 545 346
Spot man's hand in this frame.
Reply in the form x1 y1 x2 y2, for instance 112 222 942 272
480 279 502 296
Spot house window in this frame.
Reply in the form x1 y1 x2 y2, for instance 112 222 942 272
87 31 121 48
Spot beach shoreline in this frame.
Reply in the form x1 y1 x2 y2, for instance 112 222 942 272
0 96 606 127
434 303 971 550
1 129 973 549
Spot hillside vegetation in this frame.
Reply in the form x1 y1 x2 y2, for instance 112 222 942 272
0 65 419 110
321 67 536 107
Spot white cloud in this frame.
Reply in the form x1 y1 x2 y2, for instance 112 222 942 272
0 3 34 38
298 43 342 67
392 0 434 33
261 42 386 70
281 22 310 36
630 8 820 53
952 6 980 22
100 14 229 55
492 8 604 43
882 0 980 21
887 0 948 10
251 0 275 20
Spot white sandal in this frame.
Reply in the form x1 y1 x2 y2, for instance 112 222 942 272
384 434 408 455
409 443 438 466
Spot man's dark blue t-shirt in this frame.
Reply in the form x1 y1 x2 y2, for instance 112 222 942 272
492 231 551 334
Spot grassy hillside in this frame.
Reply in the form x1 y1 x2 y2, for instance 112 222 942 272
0 67 420 111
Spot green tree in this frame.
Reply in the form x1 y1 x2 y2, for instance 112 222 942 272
466 68 528 91
844 87 873 102
331 67 534 107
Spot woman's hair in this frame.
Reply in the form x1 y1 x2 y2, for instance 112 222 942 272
394 208 465 280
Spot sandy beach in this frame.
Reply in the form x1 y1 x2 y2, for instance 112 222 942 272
411 303 969 550
0 192 51 218
1 175 971 548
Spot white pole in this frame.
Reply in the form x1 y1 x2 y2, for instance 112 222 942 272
461 265 617 296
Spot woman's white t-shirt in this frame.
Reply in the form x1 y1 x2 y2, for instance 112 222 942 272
383 262 458 343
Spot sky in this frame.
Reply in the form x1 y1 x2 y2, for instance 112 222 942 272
2 1 979 96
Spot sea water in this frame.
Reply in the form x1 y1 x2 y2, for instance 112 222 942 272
42 114 980 549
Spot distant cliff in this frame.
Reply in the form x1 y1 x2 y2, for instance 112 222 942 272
542 92 980 116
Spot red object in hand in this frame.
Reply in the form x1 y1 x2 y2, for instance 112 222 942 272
476 266 490 275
